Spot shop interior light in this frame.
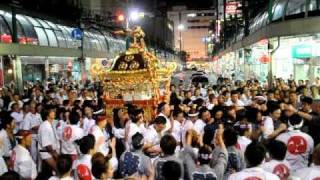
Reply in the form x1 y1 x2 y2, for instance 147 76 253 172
178 24 185 30
8 69 13 74
187 13 197 17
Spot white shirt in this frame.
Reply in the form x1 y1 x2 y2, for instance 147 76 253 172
262 159 291 180
182 120 195 146
0 129 13 157
73 154 93 179
262 116 274 139
60 124 84 155
237 136 252 155
194 119 206 135
0 156 7 176
292 165 320 180
38 120 60 159
276 130 314 172
224 99 245 107
171 120 183 143
228 167 280 180
126 122 146 146
22 112 42 138
144 125 162 146
11 111 24 132
49 176 74 180
90 125 109 156
11 144 37 179
82 117 95 135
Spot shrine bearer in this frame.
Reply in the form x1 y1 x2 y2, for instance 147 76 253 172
73 134 96 180
89 115 110 156
292 144 320 180
38 108 60 178
11 130 37 179
59 111 84 161
262 140 291 180
228 142 280 180
276 114 314 172
21 103 42 162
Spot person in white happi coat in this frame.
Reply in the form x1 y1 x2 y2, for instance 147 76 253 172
194 108 213 136
276 114 314 172
49 155 74 180
59 111 84 160
144 116 167 156
11 130 37 179
0 114 17 160
125 108 146 148
10 103 23 133
38 108 60 179
21 103 42 162
89 115 110 157
73 134 96 179
156 102 172 133
228 142 280 180
236 122 252 155
182 109 199 146
171 109 185 149
262 140 291 180
0 156 7 176
292 144 320 180
82 106 96 135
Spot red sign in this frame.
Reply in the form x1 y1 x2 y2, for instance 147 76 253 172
226 1 241 15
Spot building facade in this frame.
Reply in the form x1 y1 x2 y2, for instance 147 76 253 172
167 6 215 60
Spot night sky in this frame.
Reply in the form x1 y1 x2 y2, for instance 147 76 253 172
166 0 214 9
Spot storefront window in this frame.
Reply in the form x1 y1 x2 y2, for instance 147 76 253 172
16 15 38 45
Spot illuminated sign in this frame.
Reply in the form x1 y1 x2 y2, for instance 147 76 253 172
292 44 312 59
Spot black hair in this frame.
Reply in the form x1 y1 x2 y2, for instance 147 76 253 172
130 107 144 123
199 107 209 118
245 142 266 167
10 103 18 110
154 116 167 125
162 161 181 180
223 128 238 147
236 109 247 122
79 134 96 154
267 89 275 95
267 101 280 114
1 171 23 180
288 114 303 126
132 132 144 150
69 111 80 125
301 96 313 105
160 135 177 155
172 109 183 118
266 140 287 161
57 155 73 177
92 152 110 179
157 102 167 114
0 113 15 130
198 145 213 165
231 90 239 95
246 108 260 123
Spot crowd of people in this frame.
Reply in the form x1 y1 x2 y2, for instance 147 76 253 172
0 77 320 180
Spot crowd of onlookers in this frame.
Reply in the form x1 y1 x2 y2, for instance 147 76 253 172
0 77 320 180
